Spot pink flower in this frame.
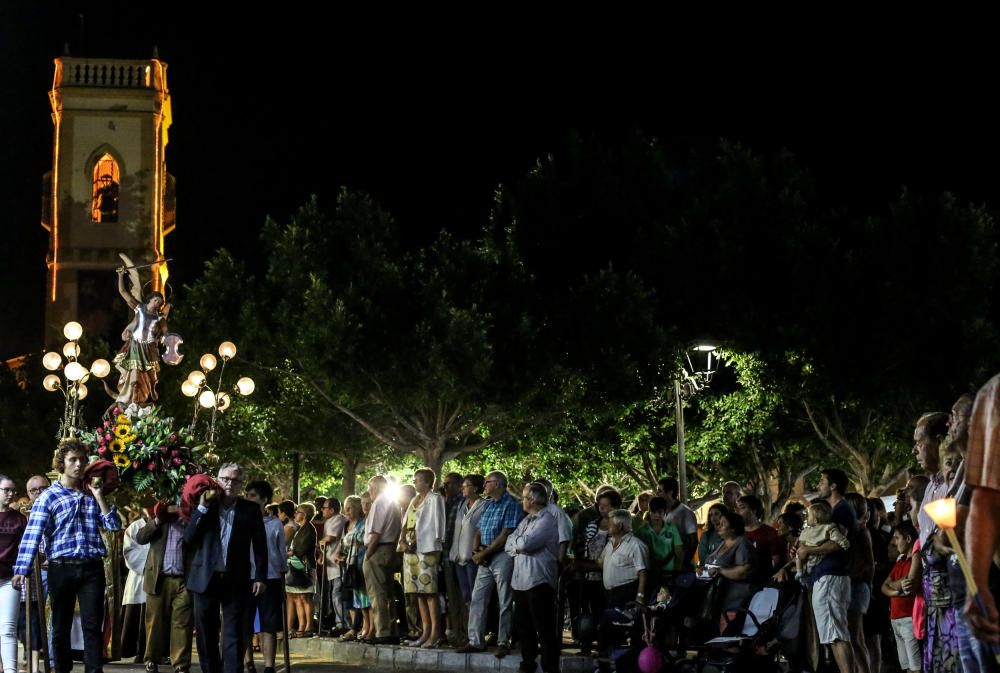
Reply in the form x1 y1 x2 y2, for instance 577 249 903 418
97 447 107 455
170 449 180 458
132 461 140 469
136 440 143 446
104 433 112 442
147 462 157 471
172 457 182 466
103 421 111 428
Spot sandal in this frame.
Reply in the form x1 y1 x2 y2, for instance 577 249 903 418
338 630 358 642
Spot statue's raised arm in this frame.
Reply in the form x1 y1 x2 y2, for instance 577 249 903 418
105 255 169 413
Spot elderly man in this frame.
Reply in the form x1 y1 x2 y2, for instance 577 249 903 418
457 470 524 657
184 463 267 673
17 475 51 673
135 500 193 673
361 475 402 644
506 482 561 673
595 509 648 673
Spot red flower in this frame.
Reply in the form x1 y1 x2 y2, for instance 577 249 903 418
170 449 180 458
172 457 182 466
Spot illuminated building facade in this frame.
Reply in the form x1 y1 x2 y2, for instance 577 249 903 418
42 56 175 346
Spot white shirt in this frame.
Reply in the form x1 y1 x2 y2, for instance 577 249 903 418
122 519 149 605
598 533 649 590
544 503 572 545
666 503 698 535
324 514 349 576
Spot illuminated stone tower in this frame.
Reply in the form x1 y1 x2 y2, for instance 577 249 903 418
42 55 175 345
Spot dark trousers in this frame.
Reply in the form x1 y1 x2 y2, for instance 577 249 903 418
192 573 251 673
597 580 640 661
514 584 560 673
49 559 105 673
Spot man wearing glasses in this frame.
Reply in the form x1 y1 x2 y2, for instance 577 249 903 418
184 463 267 673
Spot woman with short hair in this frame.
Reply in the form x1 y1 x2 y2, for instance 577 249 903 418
399 468 447 648
286 502 317 638
703 511 757 634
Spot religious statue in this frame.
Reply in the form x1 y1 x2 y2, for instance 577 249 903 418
104 253 182 412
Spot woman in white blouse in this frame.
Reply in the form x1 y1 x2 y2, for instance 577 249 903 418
398 468 447 648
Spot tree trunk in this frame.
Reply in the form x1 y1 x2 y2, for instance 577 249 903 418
417 447 445 484
341 455 361 499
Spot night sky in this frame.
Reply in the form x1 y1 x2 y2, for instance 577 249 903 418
3 4 1000 356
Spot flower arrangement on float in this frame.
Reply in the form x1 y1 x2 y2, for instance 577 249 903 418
79 403 210 500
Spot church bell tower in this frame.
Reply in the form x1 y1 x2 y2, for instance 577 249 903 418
42 55 175 346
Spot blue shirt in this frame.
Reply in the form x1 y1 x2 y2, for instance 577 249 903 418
13 480 121 576
476 492 524 546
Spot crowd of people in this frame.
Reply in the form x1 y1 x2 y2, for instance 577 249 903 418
5 380 1000 673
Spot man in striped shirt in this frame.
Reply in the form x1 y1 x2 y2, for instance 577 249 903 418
12 438 121 673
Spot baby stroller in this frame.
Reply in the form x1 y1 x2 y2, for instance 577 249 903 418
684 581 804 673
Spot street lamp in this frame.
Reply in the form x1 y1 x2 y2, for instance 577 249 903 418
181 340 255 453
674 342 720 503
41 322 111 437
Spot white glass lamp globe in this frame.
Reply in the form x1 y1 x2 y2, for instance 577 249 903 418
63 321 83 341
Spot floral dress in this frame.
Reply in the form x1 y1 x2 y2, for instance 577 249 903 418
344 517 369 609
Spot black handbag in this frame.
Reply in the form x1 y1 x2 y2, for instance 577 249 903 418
343 563 365 591
698 576 723 623
285 558 312 589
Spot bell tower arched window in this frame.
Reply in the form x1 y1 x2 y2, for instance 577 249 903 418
91 153 120 222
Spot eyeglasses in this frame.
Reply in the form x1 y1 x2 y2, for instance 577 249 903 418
0 487 16 494
28 487 46 494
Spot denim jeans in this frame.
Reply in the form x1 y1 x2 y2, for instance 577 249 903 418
0 579 20 673
467 552 514 647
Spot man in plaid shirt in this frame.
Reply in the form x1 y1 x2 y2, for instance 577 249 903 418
457 470 524 658
13 438 121 673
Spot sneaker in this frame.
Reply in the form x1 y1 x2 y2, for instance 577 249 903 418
145 662 159 673
494 644 510 659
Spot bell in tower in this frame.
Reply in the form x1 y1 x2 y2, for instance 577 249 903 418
42 54 176 347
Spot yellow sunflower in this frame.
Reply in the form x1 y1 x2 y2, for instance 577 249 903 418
113 453 130 468
113 425 131 438
116 414 131 425
109 438 125 453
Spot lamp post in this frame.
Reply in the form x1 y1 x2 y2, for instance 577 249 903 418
180 340 255 461
41 321 111 438
674 343 719 503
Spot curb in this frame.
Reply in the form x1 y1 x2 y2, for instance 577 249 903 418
288 637 594 672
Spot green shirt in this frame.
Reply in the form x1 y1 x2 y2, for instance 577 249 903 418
635 520 684 572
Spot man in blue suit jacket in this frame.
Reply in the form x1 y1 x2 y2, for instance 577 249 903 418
184 463 267 673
